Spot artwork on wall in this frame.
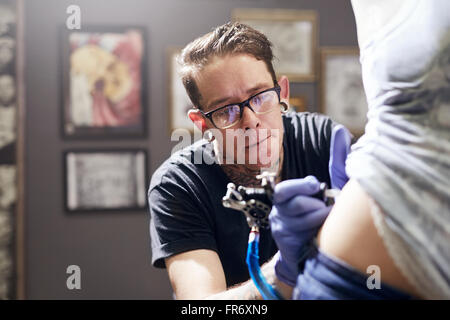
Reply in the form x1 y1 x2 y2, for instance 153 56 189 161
61 26 147 138
232 8 318 82
320 47 368 136
167 47 194 133
64 149 148 212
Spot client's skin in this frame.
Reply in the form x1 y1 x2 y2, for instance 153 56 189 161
317 180 421 297
316 0 422 298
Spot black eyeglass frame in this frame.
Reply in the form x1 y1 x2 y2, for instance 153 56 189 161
199 85 282 129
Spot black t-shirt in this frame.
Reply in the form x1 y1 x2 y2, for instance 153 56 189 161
148 112 334 287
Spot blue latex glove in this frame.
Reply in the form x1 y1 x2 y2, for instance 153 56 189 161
329 124 352 189
269 176 331 287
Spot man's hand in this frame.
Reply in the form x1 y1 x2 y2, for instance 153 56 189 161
329 124 352 189
268 125 352 290
269 176 331 287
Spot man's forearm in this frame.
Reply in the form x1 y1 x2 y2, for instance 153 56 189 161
204 255 293 300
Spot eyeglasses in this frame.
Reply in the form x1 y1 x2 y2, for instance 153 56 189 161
200 85 282 129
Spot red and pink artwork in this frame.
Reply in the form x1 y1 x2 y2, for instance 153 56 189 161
63 27 146 137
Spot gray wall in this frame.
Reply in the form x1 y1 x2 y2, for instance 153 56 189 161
24 0 357 299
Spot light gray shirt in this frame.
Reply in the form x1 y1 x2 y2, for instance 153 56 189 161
346 0 450 298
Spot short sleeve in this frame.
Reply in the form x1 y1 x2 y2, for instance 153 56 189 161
148 174 218 268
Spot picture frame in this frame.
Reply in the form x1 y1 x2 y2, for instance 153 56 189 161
232 8 318 82
320 47 368 137
167 47 195 134
63 149 148 212
61 26 147 139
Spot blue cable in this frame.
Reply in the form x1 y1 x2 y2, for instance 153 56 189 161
246 228 284 300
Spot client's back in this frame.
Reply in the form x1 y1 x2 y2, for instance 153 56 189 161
311 0 450 299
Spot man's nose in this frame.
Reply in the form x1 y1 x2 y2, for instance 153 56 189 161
240 106 260 130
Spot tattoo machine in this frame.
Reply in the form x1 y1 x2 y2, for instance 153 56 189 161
222 171 283 300
222 172 340 300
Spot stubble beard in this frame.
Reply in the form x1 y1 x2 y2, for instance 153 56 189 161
217 140 284 188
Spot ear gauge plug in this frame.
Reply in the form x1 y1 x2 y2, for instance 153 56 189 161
280 102 289 113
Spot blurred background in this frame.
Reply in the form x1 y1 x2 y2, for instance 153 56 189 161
0 0 363 299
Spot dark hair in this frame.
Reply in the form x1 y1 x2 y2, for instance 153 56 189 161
178 22 277 109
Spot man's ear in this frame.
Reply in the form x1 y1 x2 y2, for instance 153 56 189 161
187 109 207 132
277 75 290 104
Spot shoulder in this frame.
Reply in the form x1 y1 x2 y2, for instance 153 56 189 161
280 111 337 182
283 111 336 148
149 139 214 193
283 111 335 134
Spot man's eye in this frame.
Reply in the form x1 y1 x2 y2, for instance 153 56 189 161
252 96 263 105
217 108 230 116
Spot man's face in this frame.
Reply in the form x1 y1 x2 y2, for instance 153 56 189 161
195 54 286 169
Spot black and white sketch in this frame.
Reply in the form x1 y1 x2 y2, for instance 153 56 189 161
320 47 368 136
233 9 317 82
65 150 147 211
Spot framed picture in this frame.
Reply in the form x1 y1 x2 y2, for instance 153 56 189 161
64 149 148 212
167 47 194 134
233 8 317 82
61 26 147 138
289 95 308 113
320 47 368 136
